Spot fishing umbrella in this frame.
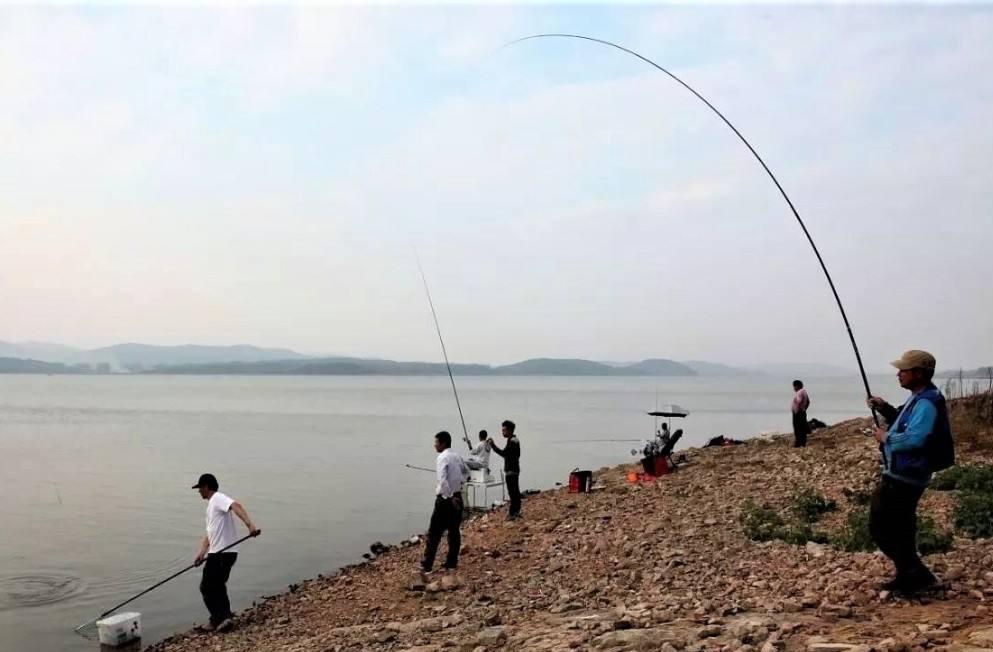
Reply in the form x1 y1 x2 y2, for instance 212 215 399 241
647 405 689 418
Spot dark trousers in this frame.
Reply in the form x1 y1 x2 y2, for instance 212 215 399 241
870 476 930 579
422 494 463 572
792 411 809 447
506 472 521 517
200 552 237 625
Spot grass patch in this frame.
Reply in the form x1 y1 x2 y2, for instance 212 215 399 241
831 507 875 552
790 487 837 523
934 464 993 493
953 491 993 538
739 488 832 546
917 516 954 555
740 499 786 542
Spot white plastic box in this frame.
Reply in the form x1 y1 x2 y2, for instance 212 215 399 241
96 612 141 647
469 468 490 484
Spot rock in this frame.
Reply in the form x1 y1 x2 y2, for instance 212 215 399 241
594 628 678 650
697 625 722 639
808 645 858 652
477 626 508 646
970 628 993 645
806 542 828 558
440 574 461 591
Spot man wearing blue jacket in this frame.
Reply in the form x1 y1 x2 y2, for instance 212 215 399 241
867 349 953 594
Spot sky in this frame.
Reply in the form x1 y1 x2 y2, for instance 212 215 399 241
0 3 991 369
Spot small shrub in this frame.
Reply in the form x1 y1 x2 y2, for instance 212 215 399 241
832 507 875 552
932 464 993 492
954 491 993 538
740 499 828 545
779 523 829 546
791 487 837 523
916 516 954 555
740 499 785 542
931 466 966 490
956 465 993 493
842 486 873 506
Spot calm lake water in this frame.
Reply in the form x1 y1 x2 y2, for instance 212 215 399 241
0 373 881 651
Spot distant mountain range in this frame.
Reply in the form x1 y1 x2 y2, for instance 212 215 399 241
0 339 896 377
0 341 308 371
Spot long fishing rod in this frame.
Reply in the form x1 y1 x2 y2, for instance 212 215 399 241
405 463 435 473
415 253 473 448
74 531 260 637
504 34 877 424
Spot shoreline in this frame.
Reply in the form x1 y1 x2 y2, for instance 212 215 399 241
147 409 993 652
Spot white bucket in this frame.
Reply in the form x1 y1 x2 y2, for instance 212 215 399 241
96 612 141 647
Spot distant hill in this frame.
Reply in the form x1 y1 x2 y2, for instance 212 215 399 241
0 340 83 363
146 356 698 376
622 359 697 376
85 343 309 370
0 357 89 374
146 358 492 376
0 339 873 379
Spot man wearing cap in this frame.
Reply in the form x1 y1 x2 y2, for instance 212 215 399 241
192 473 260 632
866 350 953 594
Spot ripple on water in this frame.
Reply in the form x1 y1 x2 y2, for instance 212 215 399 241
0 573 86 611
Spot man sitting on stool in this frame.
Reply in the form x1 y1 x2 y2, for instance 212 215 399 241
466 429 491 472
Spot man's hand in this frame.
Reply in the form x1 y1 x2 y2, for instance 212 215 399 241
250 526 261 537
867 396 886 410
194 551 206 567
873 427 888 444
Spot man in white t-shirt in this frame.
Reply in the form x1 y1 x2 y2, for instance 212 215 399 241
192 473 260 633
467 429 492 471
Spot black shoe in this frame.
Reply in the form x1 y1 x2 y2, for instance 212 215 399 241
884 569 937 594
880 576 904 591
901 569 938 594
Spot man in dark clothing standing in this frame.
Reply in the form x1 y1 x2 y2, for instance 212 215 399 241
867 349 953 594
791 380 811 448
490 420 522 520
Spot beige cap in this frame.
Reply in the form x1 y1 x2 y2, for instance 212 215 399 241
890 349 936 371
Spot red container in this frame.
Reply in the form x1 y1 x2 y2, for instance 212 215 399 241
650 456 670 476
569 470 593 493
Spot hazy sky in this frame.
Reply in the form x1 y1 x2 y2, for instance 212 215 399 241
1 4 990 369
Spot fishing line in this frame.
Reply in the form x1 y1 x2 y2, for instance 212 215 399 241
414 250 473 448
503 34 877 423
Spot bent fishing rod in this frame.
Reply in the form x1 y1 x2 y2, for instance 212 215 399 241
504 34 877 423
74 530 261 636
415 253 473 448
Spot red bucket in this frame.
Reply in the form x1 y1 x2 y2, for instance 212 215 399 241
569 469 593 493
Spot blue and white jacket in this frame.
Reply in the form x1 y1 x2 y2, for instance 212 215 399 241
880 384 950 487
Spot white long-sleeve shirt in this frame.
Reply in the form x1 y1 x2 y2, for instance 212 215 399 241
436 448 469 498
469 439 491 469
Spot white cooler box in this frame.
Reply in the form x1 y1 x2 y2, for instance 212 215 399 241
96 612 142 647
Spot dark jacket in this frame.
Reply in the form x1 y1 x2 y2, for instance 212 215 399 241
491 436 521 474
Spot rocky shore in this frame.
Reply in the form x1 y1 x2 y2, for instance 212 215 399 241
148 407 993 652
